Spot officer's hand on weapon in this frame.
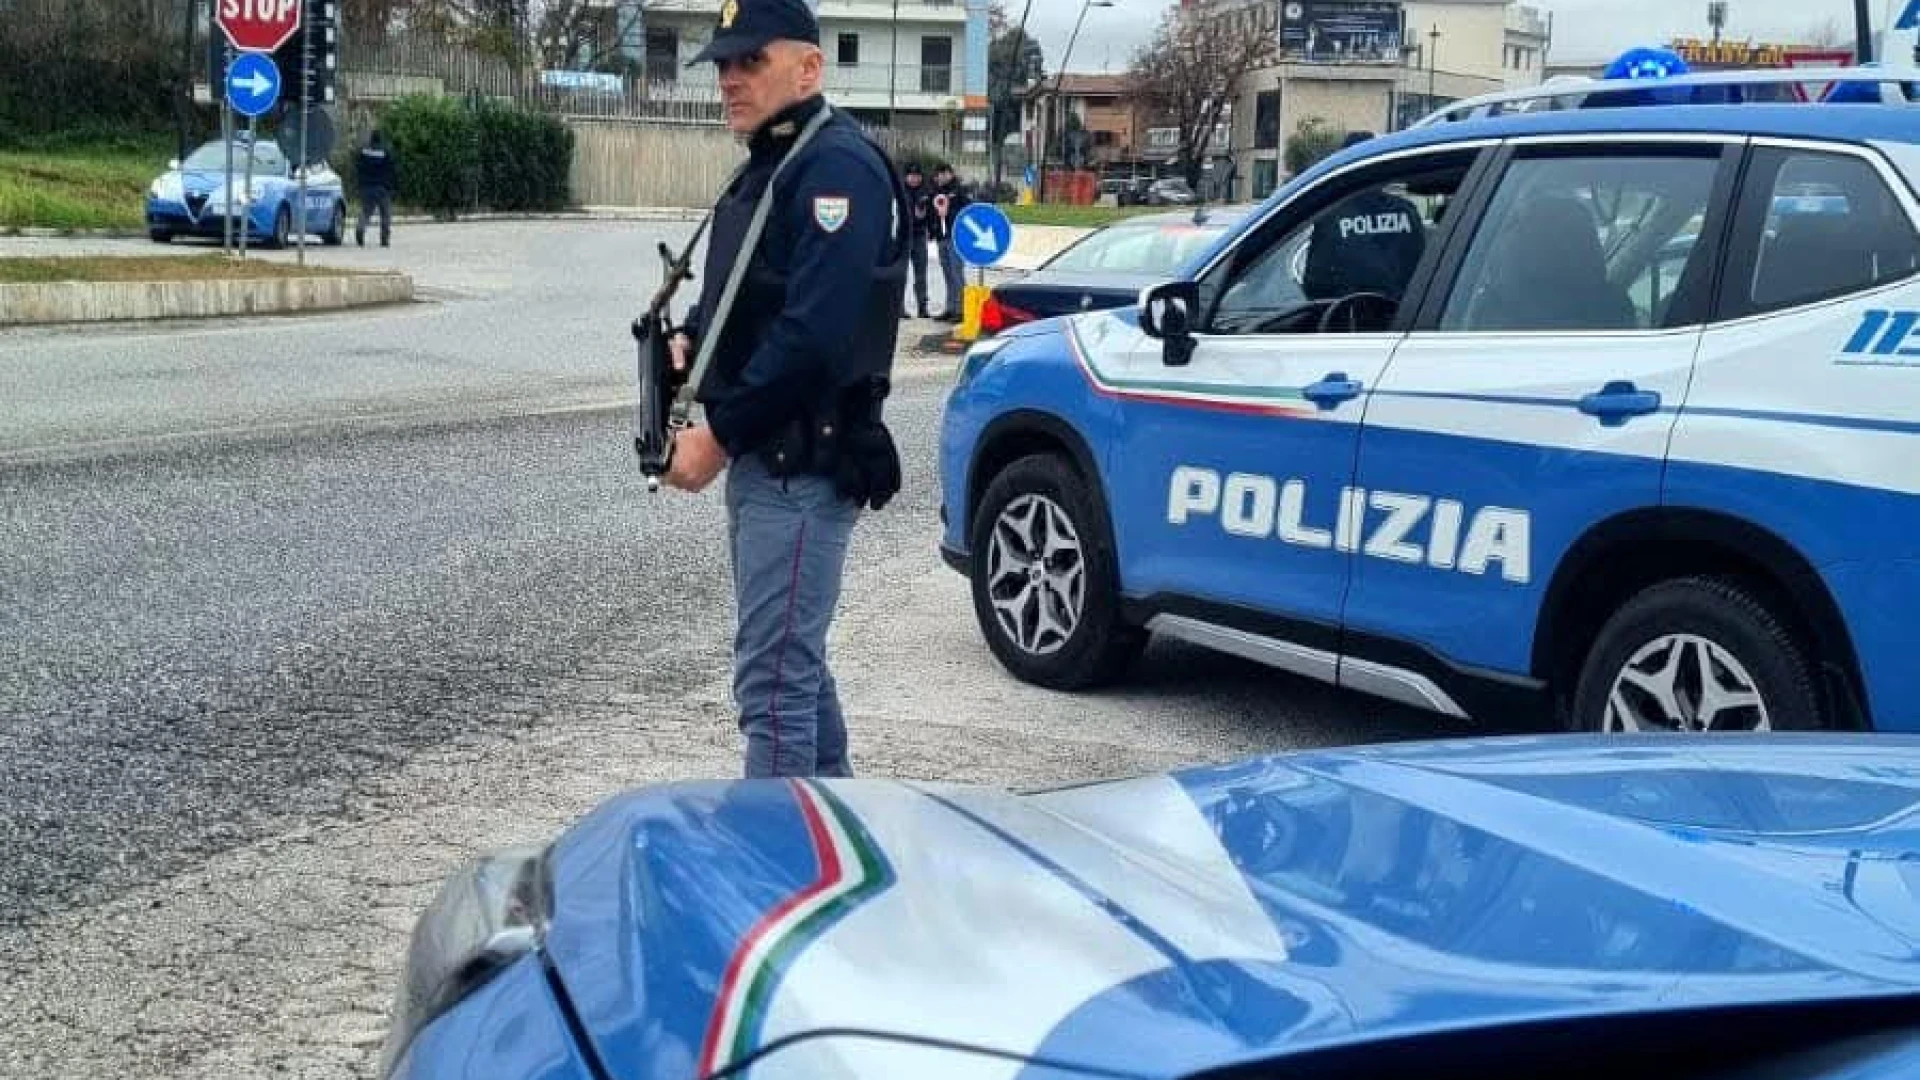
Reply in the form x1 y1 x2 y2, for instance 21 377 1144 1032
664 423 727 494
670 331 692 382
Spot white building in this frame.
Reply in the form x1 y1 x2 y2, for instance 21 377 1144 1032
629 0 990 145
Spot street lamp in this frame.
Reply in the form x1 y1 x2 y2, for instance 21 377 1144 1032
1040 0 1113 202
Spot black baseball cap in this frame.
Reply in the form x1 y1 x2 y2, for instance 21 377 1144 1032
689 0 820 65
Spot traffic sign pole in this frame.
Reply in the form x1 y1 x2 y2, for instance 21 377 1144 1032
241 114 254 260
297 4 311 266
223 51 235 259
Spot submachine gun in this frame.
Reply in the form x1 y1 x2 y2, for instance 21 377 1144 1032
631 214 714 491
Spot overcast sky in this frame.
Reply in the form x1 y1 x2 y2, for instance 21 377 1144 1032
1016 0 1885 73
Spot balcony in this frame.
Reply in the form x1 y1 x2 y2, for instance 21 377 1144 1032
666 62 962 108
640 0 965 20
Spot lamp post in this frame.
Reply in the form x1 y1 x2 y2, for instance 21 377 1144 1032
887 0 900 132
1040 0 1112 203
1427 23 1441 106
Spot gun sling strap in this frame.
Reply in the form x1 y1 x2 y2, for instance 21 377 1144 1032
672 101 837 430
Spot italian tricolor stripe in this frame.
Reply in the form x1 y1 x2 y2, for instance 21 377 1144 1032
697 781 893 1076
1066 318 1318 418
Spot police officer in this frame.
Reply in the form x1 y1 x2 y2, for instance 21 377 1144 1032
1301 132 1426 310
901 162 932 319
354 130 398 248
663 0 909 779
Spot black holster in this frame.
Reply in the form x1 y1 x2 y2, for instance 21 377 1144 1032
758 377 901 511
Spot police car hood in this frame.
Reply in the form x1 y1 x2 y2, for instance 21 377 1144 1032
538 735 1920 1080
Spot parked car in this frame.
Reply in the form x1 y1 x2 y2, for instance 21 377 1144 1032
981 206 1256 336
145 136 347 248
378 732 1920 1079
939 71 1920 734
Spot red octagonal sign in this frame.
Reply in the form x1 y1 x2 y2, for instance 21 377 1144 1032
217 0 302 54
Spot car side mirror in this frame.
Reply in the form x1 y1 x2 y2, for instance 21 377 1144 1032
1138 281 1199 367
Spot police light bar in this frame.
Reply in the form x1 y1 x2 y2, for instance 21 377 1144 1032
1414 66 1918 127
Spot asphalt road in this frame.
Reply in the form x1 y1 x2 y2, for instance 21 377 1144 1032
0 221 1467 1078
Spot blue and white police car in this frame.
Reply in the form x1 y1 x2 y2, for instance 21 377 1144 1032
939 67 1920 736
145 136 348 248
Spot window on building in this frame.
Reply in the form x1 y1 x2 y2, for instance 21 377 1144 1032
921 36 953 93
645 26 678 83
837 33 859 66
1255 89 1280 150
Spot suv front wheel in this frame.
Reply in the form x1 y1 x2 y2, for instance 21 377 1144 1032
1570 577 1830 733
969 454 1142 690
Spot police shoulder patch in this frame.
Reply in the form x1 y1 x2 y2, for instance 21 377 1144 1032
813 195 850 233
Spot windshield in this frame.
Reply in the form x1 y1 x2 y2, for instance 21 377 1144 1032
179 141 281 172
1043 220 1231 275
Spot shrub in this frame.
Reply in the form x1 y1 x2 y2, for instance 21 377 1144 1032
1284 116 1348 178
345 94 573 216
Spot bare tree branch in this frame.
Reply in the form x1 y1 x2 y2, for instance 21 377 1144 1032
1126 2 1275 187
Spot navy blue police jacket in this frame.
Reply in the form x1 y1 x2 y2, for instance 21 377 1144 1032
682 94 909 462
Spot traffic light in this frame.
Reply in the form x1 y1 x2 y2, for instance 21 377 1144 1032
270 0 338 105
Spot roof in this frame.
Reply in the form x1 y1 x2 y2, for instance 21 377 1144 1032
1338 102 1920 168
1027 74 1131 99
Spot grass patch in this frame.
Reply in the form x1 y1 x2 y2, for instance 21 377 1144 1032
1001 204 1165 228
0 255 366 284
0 140 166 231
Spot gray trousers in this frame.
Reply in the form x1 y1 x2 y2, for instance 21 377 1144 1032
937 237 965 316
725 453 861 778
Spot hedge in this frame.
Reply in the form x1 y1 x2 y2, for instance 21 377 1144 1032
353 95 573 216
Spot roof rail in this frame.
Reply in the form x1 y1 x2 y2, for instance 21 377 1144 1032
1413 67 1919 128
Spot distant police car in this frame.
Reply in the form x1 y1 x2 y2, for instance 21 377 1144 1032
145 137 347 248
939 67 1920 735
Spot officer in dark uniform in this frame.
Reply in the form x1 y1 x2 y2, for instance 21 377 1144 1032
354 130 398 248
662 0 909 779
1301 131 1426 312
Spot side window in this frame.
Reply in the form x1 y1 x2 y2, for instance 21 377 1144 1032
1203 156 1471 336
1723 147 1920 319
1438 151 1721 333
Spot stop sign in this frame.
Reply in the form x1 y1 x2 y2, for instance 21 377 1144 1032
217 0 301 54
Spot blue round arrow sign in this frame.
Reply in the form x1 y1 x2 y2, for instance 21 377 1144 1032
226 52 282 119
952 202 1013 269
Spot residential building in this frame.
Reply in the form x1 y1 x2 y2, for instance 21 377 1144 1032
1189 0 1528 201
1503 3 1551 86
1020 74 1149 170
627 0 990 145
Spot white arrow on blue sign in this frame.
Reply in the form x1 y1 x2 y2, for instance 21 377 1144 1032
226 52 282 118
1898 0 1919 30
951 202 1014 269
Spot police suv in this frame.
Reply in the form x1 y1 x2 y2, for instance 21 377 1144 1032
939 69 1920 735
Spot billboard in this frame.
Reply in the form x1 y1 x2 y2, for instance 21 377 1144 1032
1281 1 1406 63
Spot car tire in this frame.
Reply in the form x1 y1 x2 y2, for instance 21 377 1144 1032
148 229 171 243
322 201 345 246
267 205 291 249
968 453 1142 690
1569 576 1828 733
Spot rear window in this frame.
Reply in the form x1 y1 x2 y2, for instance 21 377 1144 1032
1723 147 1920 319
1043 221 1229 275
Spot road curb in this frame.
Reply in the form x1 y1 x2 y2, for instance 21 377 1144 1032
0 272 415 327
0 207 708 241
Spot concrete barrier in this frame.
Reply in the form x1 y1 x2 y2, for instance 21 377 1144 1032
0 272 414 327
1000 224 1091 272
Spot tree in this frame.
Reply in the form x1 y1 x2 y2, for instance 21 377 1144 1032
1284 116 1345 176
1127 2 1277 188
987 1 1046 147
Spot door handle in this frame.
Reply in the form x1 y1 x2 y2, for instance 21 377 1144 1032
1303 372 1364 410
1578 380 1662 427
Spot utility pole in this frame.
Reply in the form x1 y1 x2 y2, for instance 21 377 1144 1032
1854 0 1875 63
1427 23 1440 105
991 0 1037 198
887 0 899 132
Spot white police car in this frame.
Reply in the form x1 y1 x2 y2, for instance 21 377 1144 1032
938 68 1920 735
145 136 347 248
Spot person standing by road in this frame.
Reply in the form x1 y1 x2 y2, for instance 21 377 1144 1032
901 162 932 319
660 0 908 779
927 161 971 321
354 130 398 248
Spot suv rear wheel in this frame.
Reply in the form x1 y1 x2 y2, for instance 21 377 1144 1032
969 454 1142 690
1570 577 1829 732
